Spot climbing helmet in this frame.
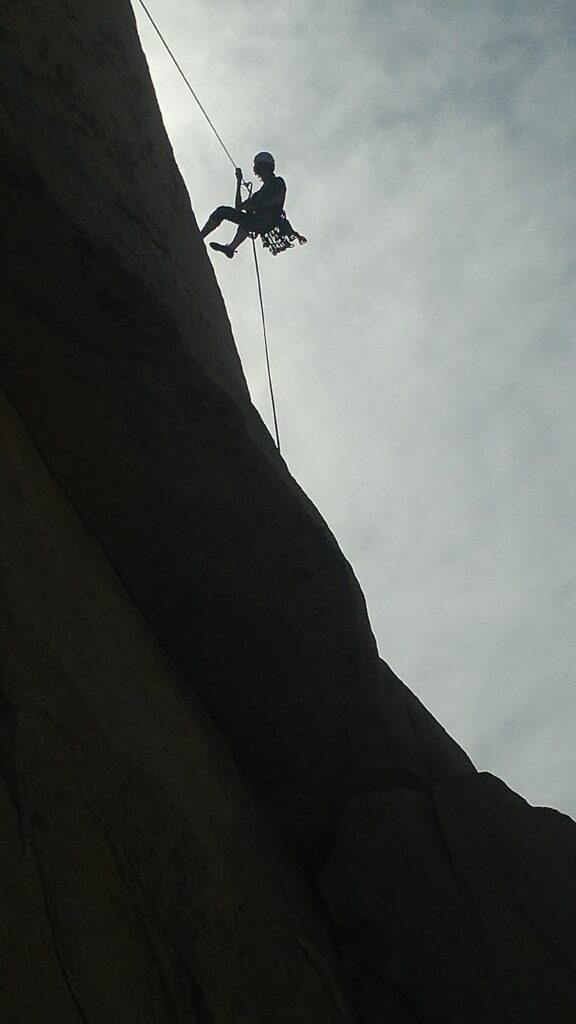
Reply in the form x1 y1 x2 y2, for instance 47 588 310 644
253 151 275 170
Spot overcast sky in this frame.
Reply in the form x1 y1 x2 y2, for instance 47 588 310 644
132 0 575 818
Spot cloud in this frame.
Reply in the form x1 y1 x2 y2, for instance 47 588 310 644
132 0 576 817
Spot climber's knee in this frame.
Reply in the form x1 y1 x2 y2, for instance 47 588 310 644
210 205 237 226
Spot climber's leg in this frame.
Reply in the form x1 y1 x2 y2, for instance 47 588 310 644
209 226 250 258
201 206 241 239
228 227 249 251
200 217 219 239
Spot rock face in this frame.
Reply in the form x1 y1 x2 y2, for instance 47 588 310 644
1 2 575 1022
0 392 355 1024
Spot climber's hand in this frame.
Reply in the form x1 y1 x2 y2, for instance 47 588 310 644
235 167 243 182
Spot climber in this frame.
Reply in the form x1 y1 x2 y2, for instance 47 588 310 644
200 151 307 257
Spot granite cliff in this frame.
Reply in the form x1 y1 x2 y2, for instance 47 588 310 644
1 2 575 1022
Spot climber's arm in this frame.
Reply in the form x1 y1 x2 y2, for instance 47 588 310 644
234 168 243 211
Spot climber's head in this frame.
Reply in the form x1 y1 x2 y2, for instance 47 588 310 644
253 151 275 180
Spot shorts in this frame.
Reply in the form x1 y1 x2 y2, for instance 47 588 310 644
210 205 281 236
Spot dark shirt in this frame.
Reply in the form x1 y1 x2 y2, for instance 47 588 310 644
242 175 286 213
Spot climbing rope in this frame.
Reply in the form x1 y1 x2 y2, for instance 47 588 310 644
134 0 281 452
135 0 237 169
251 239 281 454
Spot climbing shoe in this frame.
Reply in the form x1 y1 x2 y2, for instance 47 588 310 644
209 242 234 258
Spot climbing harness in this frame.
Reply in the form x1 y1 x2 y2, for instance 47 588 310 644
260 212 306 257
135 0 306 454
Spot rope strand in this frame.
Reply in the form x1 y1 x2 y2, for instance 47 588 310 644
134 0 282 453
251 239 281 453
135 0 237 169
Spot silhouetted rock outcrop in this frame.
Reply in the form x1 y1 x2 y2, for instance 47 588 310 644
1 2 575 1022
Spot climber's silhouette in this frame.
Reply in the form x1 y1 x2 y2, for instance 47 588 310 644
201 152 307 257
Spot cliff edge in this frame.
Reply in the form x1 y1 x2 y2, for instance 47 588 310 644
1 2 575 1022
